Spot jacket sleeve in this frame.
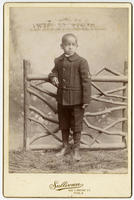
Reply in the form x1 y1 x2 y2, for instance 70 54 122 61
79 59 91 104
48 58 58 83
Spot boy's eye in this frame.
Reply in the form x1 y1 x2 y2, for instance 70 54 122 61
66 43 75 46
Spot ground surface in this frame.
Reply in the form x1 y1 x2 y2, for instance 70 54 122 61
9 149 128 173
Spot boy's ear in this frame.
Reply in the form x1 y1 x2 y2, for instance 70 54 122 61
60 43 63 49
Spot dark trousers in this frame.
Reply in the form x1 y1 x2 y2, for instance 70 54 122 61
58 104 84 149
61 129 81 149
57 104 84 132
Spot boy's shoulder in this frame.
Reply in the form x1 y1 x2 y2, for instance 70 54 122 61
54 53 87 63
76 55 88 63
54 54 64 63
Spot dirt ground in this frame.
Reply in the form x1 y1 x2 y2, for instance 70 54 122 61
9 148 128 173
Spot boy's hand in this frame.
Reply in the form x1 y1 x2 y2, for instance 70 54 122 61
82 104 88 109
52 77 59 87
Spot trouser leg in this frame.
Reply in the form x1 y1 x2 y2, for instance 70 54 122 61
62 129 70 147
73 131 81 149
73 131 81 161
56 129 70 157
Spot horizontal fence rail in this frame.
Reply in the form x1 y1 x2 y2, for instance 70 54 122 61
27 74 128 82
23 60 128 150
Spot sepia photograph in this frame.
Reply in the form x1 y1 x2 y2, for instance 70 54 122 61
3 2 132 198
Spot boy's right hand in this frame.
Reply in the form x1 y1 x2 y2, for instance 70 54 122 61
51 77 59 87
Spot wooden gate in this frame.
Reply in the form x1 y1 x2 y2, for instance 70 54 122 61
23 60 128 150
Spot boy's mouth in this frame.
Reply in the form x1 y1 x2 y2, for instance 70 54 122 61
67 50 74 54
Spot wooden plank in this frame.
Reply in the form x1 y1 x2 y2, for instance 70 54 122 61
27 74 49 81
92 96 127 105
30 83 56 98
83 117 126 136
84 106 126 116
27 88 57 113
27 74 128 82
23 60 31 150
91 75 128 82
29 142 126 150
29 105 58 124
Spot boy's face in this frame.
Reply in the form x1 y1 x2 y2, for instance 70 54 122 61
61 36 78 55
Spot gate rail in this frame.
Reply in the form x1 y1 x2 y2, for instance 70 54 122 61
23 60 128 150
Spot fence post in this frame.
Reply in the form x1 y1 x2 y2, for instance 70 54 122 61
23 60 31 151
122 61 128 147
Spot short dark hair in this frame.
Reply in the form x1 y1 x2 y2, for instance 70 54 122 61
62 33 78 44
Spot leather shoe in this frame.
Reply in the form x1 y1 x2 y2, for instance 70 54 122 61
56 146 70 157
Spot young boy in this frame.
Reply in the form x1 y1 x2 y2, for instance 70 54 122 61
49 33 91 161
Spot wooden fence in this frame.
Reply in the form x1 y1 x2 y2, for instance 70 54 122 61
23 60 128 150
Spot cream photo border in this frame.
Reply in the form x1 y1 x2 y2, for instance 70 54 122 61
3 2 132 198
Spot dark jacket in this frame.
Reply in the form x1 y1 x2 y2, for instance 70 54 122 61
49 53 91 105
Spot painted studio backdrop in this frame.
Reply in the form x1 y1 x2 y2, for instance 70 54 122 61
9 7 128 151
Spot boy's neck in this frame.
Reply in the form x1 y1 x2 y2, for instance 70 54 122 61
64 52 76 57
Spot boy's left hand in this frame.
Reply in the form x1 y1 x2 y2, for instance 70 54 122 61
82 104 88 109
